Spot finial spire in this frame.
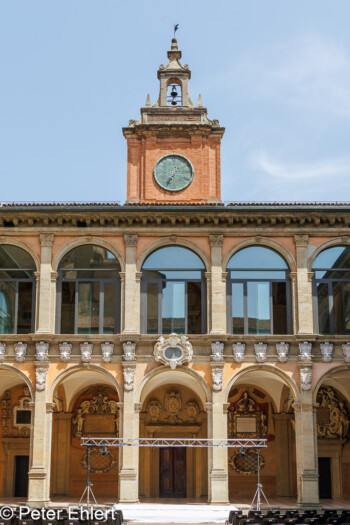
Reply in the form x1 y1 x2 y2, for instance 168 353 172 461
173 24 179 38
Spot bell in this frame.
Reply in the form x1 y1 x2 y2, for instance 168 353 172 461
170 85 178 98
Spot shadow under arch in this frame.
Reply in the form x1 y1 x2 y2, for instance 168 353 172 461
0 239 40 272
308 237 350 272
136 365 212 407
222 237 296 273
136 238 210 273
313 364 350 404
223 364 300 406
52 236 125 272
47 364 123 404
0 364 35 399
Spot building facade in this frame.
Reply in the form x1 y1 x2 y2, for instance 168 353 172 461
0 38 350 508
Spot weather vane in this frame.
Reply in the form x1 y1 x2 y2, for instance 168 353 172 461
173 24 179 38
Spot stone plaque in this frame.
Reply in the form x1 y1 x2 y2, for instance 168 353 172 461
84 414 115 435
236 416 257 433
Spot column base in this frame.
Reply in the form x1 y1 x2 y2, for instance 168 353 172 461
119 468 139 503
209 469 229 504
297 470 320 508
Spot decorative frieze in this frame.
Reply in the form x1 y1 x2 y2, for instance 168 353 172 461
15 342 27 362
154 334 193 369
101 342 114 363
35 367 48 391
254 342 267 363
342 342 350 362
123 367 135 391
320 342 333 362
59 342 72 362
276 342 289 362
35 341 49 361
300 367 312 391
0 342 6 361
123 341 136 361
299 341 312 361
210 341 224 361
211 368 223 391
80 342 93 363
232 342 245 363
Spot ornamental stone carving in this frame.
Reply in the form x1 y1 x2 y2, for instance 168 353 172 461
154 334 193 369
15 342 27 362
254 342 267 363
59 341 72 362
40 233 55 247
101 342 114 363
35 341 49 361
72 390 119 438
0 342 6 362
232 342 245 363
342 343 350 363
123 341 136 361
123 367 135 391
317 386 350 439
299 341 312 361
209 234 223 247
276 342 289 362
211 341 224 361
320 342 334 362
80 342 93 363
145 392 201 426
124 234 138 247
212 368 223 391
35 367 48 391
300 367 312 390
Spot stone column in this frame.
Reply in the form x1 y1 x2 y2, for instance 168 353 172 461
208 365 229 503
51 413 72 495
119 362 139 502
273 413 294 496
36 233 55 334
209 234 226 334
294 371 320 507
28 363 53 505
295 235 314 334
122 235 140 334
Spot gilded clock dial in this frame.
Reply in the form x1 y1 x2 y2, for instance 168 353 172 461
153 154 194 192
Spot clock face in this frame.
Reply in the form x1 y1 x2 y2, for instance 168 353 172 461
153 154 194 192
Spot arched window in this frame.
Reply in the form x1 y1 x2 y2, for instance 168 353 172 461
0 245 36 334
141 246 206 334
227 246 291 334
312 246 350 334
57 245 121 334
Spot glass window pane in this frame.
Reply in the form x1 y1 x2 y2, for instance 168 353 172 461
247 282 271 334
147 283 159 334
231 270 286 280
187 282 202 334
63 270 118 279
142 246 204 270
313 246 350 270
61 281 75 334
59 245 120 270
0 281 16 334
17 282 33 334
162 281 185 334
78 282 100 334
232 282 244 334
317 282 330 334
272 282 287 334
103 282 115 334
0 245 36 269
333 282 350 335
227 246 288 270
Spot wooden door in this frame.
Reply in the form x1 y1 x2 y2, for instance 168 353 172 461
160 447 186 497
14 455 29 497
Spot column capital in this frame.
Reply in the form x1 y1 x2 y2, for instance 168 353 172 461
124 234 138 247
210 234 224 247
40 233 55 248
294 234 309 248
46 402 56 413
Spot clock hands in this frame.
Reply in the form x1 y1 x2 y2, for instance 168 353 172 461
167 166 178 186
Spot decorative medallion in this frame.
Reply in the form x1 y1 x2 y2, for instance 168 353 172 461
145 391 201 426
81 447 117 474
59 341 72 362
320 342 333 362
211 341 224 361
0 342 6 361
232 342 245 363
299 341 312 361
154 334 193 369
300 367 312 390
276 342 289 362
316 386 350 439
15 342 27 363
35 341 49 361
254 342 267 363
229 449 265 475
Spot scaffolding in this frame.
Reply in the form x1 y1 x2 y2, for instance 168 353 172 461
81 437 267 448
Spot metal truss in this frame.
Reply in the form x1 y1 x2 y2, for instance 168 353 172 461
81 437 267 448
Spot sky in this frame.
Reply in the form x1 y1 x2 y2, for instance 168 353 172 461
1 0 350 203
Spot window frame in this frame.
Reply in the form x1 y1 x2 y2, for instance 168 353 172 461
0 269 36 334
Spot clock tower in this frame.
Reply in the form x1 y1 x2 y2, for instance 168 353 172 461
123 38 225 204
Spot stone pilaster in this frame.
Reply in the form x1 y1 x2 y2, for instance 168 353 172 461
273 413 294 496
36 233 55 334
119 361 139 502
122 234 140 334
51 413 72 495
27 362 53 505
293 380 320 507
209 234 226 334
208 373 229 504
295 235 314 334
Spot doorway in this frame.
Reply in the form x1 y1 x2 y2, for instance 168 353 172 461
14 455 29 497
159 447 186 497
318 457 332 499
